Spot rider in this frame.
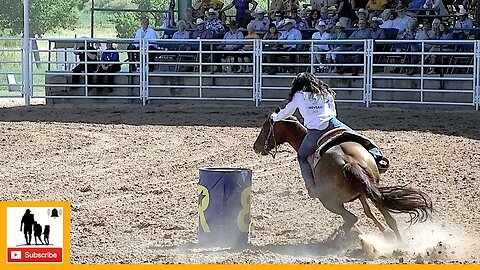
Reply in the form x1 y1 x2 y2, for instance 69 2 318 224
271 72 387 198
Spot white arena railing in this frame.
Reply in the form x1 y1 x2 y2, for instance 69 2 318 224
0 37 478 110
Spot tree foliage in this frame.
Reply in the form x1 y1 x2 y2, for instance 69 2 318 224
0 0 89 37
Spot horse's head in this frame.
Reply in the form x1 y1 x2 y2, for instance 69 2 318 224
253 107 302 157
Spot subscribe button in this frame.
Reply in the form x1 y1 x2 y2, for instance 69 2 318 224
7 248 62 263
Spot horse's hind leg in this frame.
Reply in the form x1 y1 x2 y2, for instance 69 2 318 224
377 205 402 242
359 196 386 234
320 198 358 236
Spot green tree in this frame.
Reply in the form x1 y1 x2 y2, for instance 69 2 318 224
107 0 172 38
0 0 89 37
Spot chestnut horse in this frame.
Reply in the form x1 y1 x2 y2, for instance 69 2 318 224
253 110 433 241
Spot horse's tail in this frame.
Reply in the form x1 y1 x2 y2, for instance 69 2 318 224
342 162 433 224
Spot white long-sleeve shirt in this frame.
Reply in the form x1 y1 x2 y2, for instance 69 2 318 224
273 91 336 130
133 27 158 45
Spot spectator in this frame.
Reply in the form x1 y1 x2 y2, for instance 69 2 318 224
335 0 353 28
426 23 453 74
192 0 224 18
347 18 372 75
453 6 473 39
352 8 368 28
204 8 225 38
312 20 331 72
423 0 448 18
308 9 321 28
250 8 270 31
328 21 348 73
379 9 394 28
369 17 386 39
238 23 260 73
185 8 197 30
263 23 281 74
214 20 244 73
221 0 258 29
127 17 158 72
290 9 308 30
395 18 418 51
391 6 413 32
284 0 301 17
191 18 214 39
97 42 121 93
273 11 287 29
427 18 441 40
173 20 191 40
279 18 302 72
319 7 336 26
72 44 97 86
269 0 285 19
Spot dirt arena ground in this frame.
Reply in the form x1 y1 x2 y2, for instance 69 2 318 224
0 99 479 264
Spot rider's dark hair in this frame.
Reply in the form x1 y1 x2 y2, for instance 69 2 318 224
287 72 336 102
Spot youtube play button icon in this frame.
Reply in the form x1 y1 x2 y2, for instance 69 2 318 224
10 250 22 260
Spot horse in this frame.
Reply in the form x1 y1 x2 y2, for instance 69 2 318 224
253 109 433 241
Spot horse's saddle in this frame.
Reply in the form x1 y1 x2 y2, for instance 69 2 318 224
313 128 390 174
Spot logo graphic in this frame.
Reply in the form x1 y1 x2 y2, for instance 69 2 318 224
6 206 65 263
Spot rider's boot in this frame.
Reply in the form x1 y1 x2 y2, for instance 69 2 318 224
368 147 389 173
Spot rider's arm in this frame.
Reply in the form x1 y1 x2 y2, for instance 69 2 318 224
326 94 337 114
272 95 299 121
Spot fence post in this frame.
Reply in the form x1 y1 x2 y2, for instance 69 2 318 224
476 40 480 111
365 39 373 108
23 0 31 107
254 39 261 107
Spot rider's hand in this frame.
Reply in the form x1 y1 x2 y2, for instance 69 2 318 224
271 112 278 121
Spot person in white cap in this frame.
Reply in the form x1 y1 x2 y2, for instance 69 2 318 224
249 8 270 31
312 20 331 71
204 8 225 38
453 6 473 39
191 18 214 39
391 6 413 32
279 18 302 51
352 8 368 28
369 17 386 39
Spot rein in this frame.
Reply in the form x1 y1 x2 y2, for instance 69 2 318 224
264 120 278 158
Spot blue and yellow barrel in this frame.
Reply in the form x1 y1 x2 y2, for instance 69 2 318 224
197 168 252 247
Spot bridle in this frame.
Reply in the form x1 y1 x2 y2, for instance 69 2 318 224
263 118 278 158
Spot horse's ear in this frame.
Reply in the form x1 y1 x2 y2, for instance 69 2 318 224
275 107 281 113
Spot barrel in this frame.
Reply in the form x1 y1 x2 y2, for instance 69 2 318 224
197 168 252 247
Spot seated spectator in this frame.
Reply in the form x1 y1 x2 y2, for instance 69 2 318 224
307 9 321 28
72 44 97 86
391 6 413 32
329 21 348 73
279 18 302 72
312 21 331 72
263 23 281 74
173 20 191 40
352 8 368 28
127 17 158 72
366 0 389 17
220 0 258 29
250 8 270 32
238 23 260 73
289 8 308 30
97 42 121 92
185 8 197 30
214 20 244 72
369 17 386 39
427 18 441 40
335 0 353 28
423 0 448 18
346 18 372 75
319 7 336 27
426 23 453 74
379 9 394 28
453 6 473 39
284 0 301 17
191 18 214 39
192 0 224 18
394 18 418 52
204 8 225 38
273 11 287 29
